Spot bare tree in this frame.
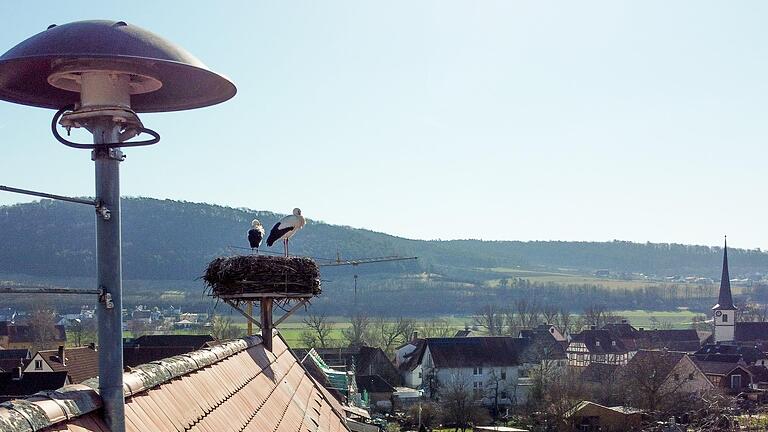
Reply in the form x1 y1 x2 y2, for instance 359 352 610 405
503 309 519 336
515 299 541 329
342 314 371 347
127 320 152 338
70 318 97 347
302 313 333 348
582 304 625 329
28 303 58 352
533 366 588 428
473 305 504 336
542 305 559 326
419 318 454 338
739 301 768 322
556 308 575 335
620 350 695 414
372 316 416 355
210 314 243 340
439 375 490 431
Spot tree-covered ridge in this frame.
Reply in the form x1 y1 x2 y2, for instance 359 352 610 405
0 197 766 280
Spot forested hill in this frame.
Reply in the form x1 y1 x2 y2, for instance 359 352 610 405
0 197 766 280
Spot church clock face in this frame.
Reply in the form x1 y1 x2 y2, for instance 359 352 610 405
716 311 723 317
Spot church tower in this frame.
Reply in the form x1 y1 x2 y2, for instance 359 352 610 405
713 238 736 343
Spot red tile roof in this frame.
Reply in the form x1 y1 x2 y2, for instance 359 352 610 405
0 334 349 432
35 346 98 384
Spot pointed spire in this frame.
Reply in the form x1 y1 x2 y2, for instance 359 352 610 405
713 236 735 310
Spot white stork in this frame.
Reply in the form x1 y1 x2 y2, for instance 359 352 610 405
247 219 265 254
266 208 306 257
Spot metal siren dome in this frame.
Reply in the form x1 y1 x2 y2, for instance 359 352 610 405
0 20 236 112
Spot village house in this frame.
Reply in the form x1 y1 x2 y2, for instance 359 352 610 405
414 334 565 406
622 350 714 395
693 344 768 366
602 320 703 353
0 348 30 372
692 359 752 393
295 345 401 388
24 345 98 384
356 374 396 410
0 321 66 350
0 369 68 403
395 336 425 388
566 328 629 367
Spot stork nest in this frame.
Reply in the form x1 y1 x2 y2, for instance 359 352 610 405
203 255 321 297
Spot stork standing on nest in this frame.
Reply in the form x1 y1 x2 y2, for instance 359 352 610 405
247 219 265 254
267 208 306 257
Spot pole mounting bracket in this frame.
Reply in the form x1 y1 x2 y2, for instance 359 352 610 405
98 288 114 309
95 201 111 220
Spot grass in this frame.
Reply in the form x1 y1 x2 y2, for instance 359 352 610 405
486 267 719 292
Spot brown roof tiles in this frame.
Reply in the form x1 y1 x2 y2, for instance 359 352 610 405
0 334 349 432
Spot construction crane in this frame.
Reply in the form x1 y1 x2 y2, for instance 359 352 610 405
319 252 418 305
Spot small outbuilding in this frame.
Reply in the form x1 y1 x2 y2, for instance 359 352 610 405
565 401 644 432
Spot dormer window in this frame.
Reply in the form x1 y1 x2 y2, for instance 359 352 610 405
612 341 616 346
595 341 600 347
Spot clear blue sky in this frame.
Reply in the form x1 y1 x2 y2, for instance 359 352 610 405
1 2 767 249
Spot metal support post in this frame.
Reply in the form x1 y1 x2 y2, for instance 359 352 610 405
261 298 273 351
93 118 125 432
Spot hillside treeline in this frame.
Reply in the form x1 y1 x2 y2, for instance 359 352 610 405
1 197 765 280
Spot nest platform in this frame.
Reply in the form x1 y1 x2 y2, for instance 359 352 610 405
203 255 321 301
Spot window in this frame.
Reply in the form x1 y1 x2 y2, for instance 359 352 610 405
501 370 507 380
731 374 742 389
723 314 728 323
595 341 600 347
674 373 680 381
611 341 616 346
473 367 483 376
34 360 42 370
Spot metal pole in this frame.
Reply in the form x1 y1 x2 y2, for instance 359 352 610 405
0 185 96 206
93 118 125 432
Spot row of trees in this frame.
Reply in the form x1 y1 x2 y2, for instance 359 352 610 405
300 313 456 355
471 302 630 336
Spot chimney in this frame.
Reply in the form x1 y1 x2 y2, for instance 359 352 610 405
57 345 66 366
638 327 644 332
88 342 96 351
12 367 21 380
621 319 628 324
411 331 419 341
590 325 596 330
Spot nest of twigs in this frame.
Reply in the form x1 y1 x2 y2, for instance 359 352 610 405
203 255 321 298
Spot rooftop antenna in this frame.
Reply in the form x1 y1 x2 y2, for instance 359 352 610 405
0 20 235 432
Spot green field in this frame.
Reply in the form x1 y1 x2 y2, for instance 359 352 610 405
486 266 722 295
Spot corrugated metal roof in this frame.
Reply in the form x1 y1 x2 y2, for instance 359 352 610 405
0 333 349 432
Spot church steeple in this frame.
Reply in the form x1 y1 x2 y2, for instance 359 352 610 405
713 237 736 343
713 237 735 311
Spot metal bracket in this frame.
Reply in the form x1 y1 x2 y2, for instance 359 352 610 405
98 288 114 309
91 148 125 162
95 201 111 220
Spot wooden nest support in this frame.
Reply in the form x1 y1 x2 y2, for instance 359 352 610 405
203 255 321 300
